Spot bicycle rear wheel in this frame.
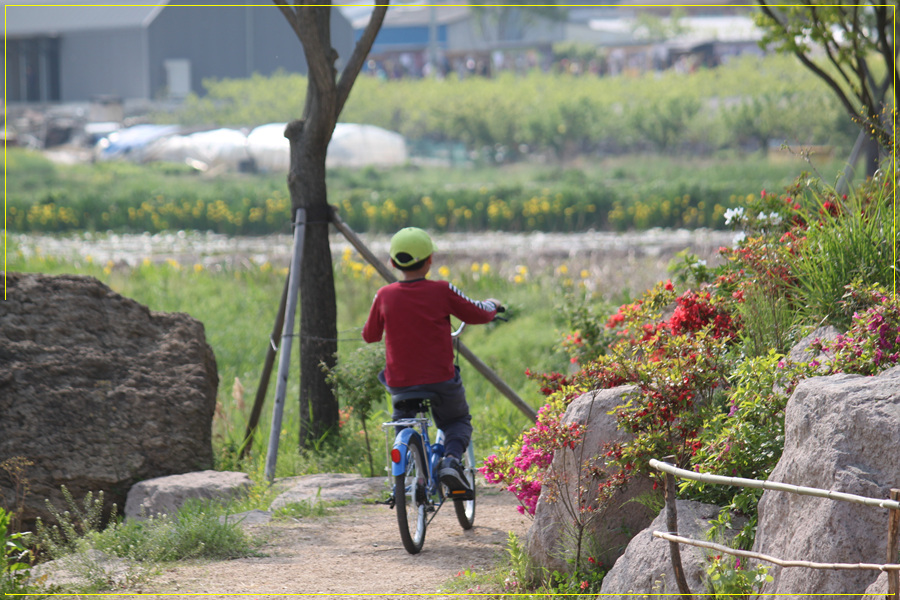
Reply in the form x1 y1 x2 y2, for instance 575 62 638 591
453 444 476 530
395 436 428 554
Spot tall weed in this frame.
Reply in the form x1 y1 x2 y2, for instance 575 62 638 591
791 176 897 330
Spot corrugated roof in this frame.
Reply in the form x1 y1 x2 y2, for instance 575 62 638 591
343 1 470 30
3 2 167 36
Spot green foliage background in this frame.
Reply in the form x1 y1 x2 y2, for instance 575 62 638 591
167 55 854 158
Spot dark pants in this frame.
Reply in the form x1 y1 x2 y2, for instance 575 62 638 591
380 367 472 459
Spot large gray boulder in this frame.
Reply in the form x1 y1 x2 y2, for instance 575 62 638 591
526 386 656 573
125 471 251 519
599 500 746 597
753 366 900 598
0 272 218 528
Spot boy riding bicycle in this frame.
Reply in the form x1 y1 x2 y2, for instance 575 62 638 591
362 227 502 495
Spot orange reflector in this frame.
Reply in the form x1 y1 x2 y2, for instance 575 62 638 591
391 448 402 463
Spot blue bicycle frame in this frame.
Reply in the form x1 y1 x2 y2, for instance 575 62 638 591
381 320 479 554
382 394 477 554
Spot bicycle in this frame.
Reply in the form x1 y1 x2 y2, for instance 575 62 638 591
381 313 503 554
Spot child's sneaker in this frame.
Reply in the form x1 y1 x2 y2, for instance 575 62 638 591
439 456 473 497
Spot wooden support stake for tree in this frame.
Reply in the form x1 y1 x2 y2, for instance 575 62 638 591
454 341 537 421
329 207 538 421
663 457 692 600
888 489 900 600
330 206 397 284
239 274 290 460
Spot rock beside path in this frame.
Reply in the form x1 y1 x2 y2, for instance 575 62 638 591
126 470 252 519
753 366 900 598
599 500 747 597
0 272 218 528
270 473 386 511
526 386 655 573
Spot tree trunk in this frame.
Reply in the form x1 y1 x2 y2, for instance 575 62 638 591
274 0 389 449
285 118 339 448
863 134 880 178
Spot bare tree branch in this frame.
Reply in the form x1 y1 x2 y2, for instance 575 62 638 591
274 1 302 40
756 1 859 122
335 1 389 114
873 6 898 98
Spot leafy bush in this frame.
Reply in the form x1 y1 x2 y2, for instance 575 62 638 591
483 280 740 519
484 143 896 593
1 507 35 596
323 343 388 477
705 552 772 596
813 284 900 376
683 351 819 548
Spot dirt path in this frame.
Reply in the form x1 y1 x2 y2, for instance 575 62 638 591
135 488 530 599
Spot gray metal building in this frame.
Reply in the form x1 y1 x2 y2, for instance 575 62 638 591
3 0 354 104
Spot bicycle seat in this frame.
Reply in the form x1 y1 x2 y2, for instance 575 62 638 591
391 390 438 413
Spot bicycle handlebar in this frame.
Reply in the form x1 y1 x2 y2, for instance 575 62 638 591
451 305 506 338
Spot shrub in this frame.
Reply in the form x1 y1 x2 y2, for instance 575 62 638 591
789 175 897 330
35 487 256 565
323 343 388 477
484 280 740 516
1 507 35 596
683 351 819 547
812 283 900 376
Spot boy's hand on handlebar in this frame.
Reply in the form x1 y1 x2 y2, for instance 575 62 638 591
487 299 505 312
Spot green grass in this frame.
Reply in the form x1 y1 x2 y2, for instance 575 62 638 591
31 486 261 594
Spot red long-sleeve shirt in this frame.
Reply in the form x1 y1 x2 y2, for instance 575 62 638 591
362 279 497 387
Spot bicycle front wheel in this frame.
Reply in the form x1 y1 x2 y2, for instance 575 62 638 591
453 443 476 530
395 437 428 554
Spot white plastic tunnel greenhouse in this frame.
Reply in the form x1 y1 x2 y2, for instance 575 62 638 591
245 122 409 172
96 123 408 172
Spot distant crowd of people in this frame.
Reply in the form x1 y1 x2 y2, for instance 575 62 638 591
362 45 713 81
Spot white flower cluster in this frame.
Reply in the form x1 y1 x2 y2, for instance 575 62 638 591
723 207 745 226
756 211 783 226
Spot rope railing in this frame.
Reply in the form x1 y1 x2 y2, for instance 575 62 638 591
648 459 900 600
652 532 900 572
648 459 900 510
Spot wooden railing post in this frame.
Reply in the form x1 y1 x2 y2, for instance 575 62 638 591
888 489 900 600
663 457 692 600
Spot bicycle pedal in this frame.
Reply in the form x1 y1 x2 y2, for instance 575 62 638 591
448 489 475 500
